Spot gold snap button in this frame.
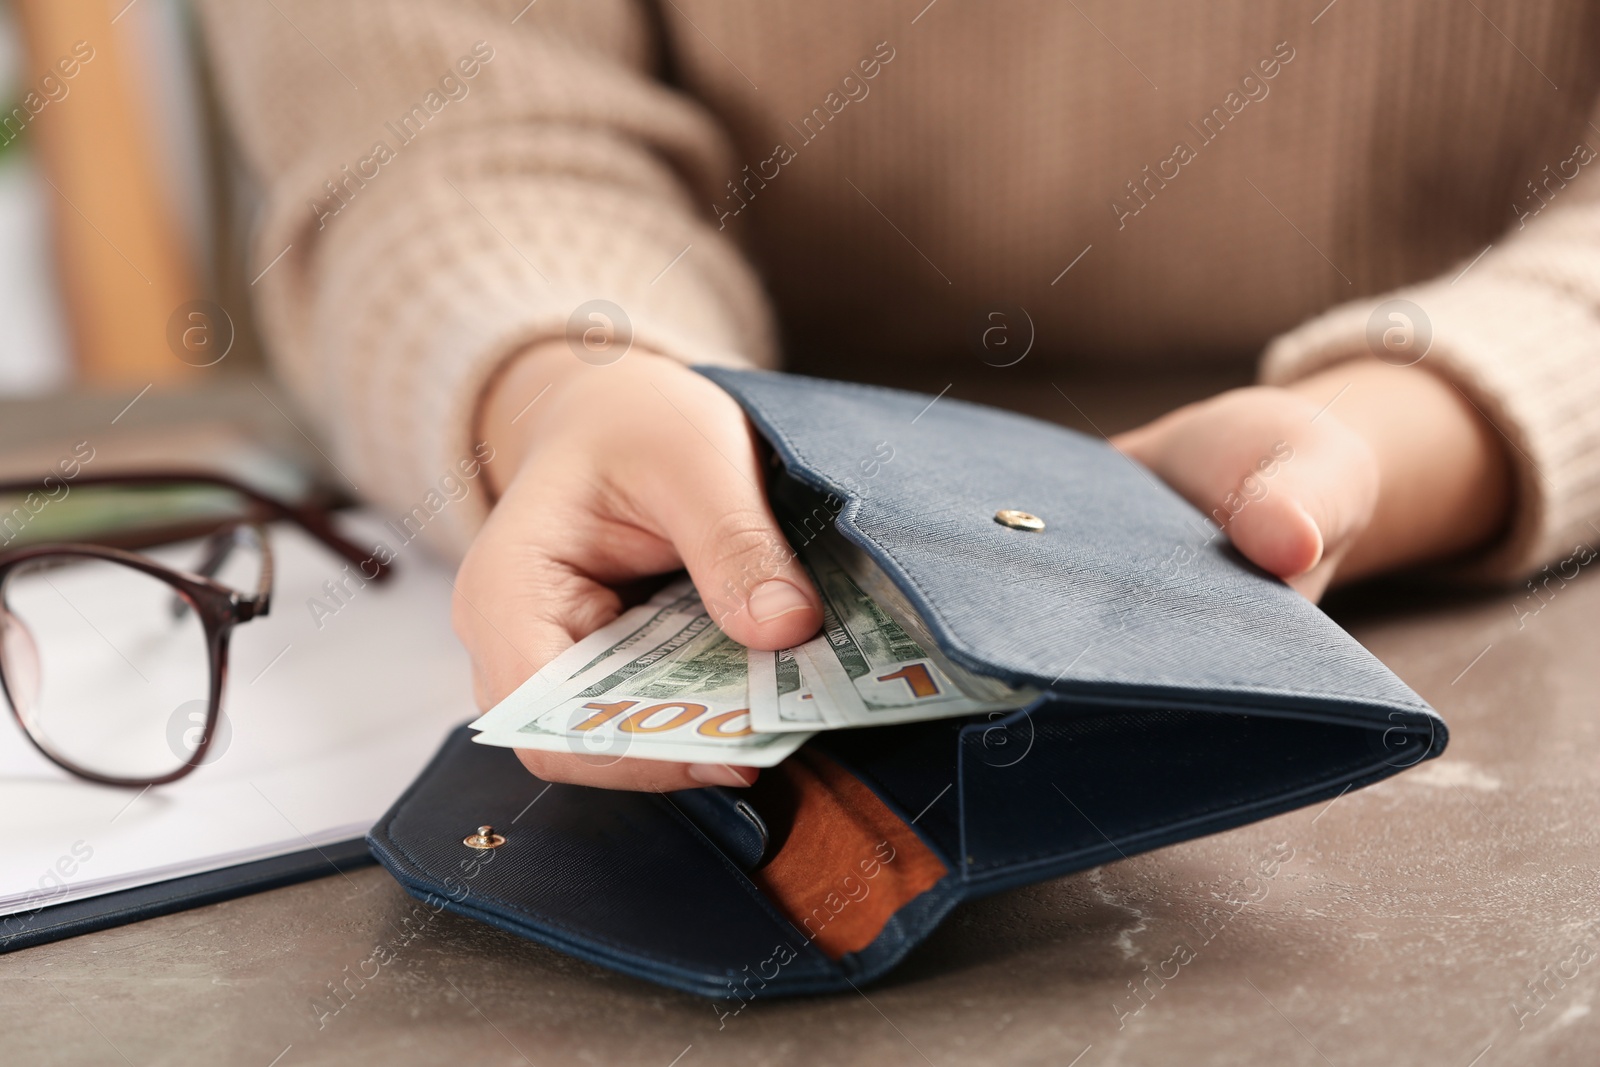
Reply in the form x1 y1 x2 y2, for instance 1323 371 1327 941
994 509 1045 532
463 825 505 850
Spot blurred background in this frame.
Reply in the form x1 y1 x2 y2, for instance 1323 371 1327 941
1 0 238 391
0 0 1208 503
0 0 321 503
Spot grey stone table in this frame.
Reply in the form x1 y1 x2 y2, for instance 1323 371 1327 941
3 369 1596 1066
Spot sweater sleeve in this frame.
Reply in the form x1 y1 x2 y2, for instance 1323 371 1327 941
194 0 775 554
1260 133 1600 584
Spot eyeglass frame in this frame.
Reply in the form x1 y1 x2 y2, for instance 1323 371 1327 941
0 470 394 788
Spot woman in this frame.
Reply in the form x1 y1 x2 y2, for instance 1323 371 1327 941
198 0 1600 790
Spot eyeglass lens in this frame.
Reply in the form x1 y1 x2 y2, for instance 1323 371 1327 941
0 531 263 781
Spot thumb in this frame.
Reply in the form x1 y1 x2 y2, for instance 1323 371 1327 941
1224 431 1378 584
653 483 824 650
1114 401 1380 589
637 411 823 652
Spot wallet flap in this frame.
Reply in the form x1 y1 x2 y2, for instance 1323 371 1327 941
698 367 1439 731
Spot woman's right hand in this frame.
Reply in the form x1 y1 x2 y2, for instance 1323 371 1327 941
452 343 822 791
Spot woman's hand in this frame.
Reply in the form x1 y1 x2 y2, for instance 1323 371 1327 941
453 343 822 791
1113 359 1512 600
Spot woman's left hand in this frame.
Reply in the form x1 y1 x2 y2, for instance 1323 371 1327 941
1112 359 1512 601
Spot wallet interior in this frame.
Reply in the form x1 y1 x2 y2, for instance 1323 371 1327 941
367 698 1424 999
680 697 1420 975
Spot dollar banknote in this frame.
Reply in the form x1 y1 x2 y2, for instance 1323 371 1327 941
812 533 1038 707
466 576 704 738
470 529 1034 767
791 538 1022 726
747 644 827 732
748 533 1029 732
470 593 812 767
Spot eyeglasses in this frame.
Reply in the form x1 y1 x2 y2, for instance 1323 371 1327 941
0 471 392 788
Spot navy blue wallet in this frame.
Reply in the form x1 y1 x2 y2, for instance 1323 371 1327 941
367 369 1446 999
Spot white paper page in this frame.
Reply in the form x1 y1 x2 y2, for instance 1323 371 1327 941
0 513 476 922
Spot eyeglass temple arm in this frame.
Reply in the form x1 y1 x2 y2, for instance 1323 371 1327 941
168 526 235 620
168 524 275 618
196 477 394 584
0 471 395 583
269 499 394 583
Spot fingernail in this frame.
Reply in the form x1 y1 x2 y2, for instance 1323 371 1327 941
748 579 812 624
1292 499 1325 572
689 763 756 787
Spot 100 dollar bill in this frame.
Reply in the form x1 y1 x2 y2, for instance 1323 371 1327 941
750 533 1023 731
799 540 1019 725
748 644 827 732
472 598 812 766
467 577 703 737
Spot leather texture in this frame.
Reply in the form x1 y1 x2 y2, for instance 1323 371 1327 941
369 728 844 997
668 787 773 871
704 368 1435 725
367 369 1447 998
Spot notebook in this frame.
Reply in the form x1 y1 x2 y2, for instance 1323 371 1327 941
0 512 473 946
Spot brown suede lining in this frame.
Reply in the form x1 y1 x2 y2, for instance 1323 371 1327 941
750 751 948 959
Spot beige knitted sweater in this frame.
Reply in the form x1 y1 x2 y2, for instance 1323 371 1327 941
196 0 1600 580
